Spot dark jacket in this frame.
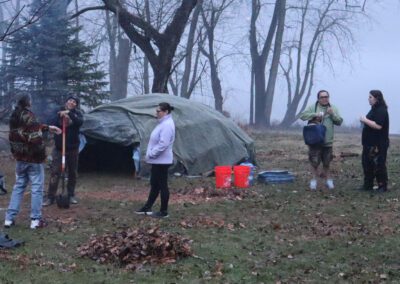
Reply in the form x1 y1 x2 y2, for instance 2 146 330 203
50 107 83 151
362 104 389 148
9 107 49 163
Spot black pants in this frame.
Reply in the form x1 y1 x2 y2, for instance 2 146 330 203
145 164 170 212
47 148 79 199
362 145 388 187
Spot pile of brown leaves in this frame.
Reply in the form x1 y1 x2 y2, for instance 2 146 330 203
78 227 192 270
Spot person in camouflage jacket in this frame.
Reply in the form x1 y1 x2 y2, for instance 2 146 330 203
5 95 61 229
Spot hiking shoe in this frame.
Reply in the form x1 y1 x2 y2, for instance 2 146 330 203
4 220 15 228
43 198 54 207
30 219 47 229
309 179 317 191
134 207 152 215
150 211 169 219
70 197 78 204
326 179 334 190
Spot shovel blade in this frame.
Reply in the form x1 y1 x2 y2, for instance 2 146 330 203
56 194 70 209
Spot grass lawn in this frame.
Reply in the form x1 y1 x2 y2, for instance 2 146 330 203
0 130 400 283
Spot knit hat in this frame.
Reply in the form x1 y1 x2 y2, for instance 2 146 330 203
66 95 80 106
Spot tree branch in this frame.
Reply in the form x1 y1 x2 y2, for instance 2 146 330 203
70 5 107 19
0 2 48 41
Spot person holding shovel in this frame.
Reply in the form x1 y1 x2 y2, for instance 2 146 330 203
300 90 343 191
135 102 175 218
4 95 61 229
44 95 83 206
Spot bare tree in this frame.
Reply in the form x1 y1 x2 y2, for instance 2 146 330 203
100 0 198 93
249 0 280 127
279 0 365 127
165 0 207 99
199 0 235 112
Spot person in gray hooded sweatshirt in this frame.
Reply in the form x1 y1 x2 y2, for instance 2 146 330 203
135 102 175 218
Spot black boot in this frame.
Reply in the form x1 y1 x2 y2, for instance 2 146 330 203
358 179 373 191
376 183 387 193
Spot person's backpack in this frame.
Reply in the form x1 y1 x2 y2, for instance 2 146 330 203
302 103 327 146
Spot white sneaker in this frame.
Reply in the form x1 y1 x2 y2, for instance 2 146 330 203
4 220 14 228
326 179 334 190
30 219 47 229
309 179 317 191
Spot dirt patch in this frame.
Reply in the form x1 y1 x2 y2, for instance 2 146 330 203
79 185 257 205
43 204 93 230
79 186 149 203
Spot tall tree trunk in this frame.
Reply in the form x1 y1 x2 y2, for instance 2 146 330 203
253 60 266 126
152 63 170 93
181 0 201 98
210 59 223 112
249 67 254 125
74 0 79 39
111 38 132 100
143 56 150 94
0 4 6 97
106 11 132 101
249 0 279 127
264 0 286 126
143 0 150 94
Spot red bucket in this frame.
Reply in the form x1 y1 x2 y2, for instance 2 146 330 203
233 165 251 188
215 166 232 188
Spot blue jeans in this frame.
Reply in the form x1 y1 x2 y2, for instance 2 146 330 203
5 161 44 221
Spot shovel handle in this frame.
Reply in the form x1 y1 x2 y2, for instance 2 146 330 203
61 115 67 173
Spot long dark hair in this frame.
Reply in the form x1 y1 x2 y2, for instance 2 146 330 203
10 95 31 128
158 102 174 114
370 90 387 109
16 95 31 109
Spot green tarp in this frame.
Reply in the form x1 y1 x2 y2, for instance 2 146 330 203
80 94 255 175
